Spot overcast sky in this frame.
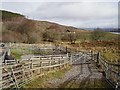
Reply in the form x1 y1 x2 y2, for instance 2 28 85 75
1 0 119 28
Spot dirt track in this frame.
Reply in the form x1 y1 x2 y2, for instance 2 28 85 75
45 54 112 88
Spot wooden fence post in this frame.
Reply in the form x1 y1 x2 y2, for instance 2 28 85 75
116 72 120 90
30 62 33 69
70 54 72 64
59 58 61 69
106 64 109 79
97 52 100 63
40 62 43 73
67 53 68 60
40 62 42 67
0 60 2 90
66 46 67 54
92 51 94 61
117 58 120 89
49 61 51 71
90 50 93 61
28 59 33 80
66 53 68 63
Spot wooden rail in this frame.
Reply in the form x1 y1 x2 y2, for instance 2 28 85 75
92 52 120 89
72 51 120 89
1 54 71 89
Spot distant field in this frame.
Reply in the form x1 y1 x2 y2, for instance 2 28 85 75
10 35 119 63
77 31 119 41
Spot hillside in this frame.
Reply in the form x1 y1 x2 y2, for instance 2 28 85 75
1 10 118 44
1 10 90 43
1 10 25 21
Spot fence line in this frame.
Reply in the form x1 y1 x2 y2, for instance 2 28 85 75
1 47 120 89
1 54 71 89
92 51 120 89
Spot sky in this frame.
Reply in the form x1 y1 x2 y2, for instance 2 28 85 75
1 0 119 28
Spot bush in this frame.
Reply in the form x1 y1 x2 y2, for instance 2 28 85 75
91 28 106 41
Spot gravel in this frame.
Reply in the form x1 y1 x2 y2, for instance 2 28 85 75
45 53 104 88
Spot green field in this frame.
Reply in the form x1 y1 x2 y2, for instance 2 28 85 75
21 65 71 88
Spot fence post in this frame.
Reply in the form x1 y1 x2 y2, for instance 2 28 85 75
0 59 2 90
118 57 120 90
97 52 100 63
40 62 42 67
49 61 51 66
116 72 120 90
28 59 33 80
67 53 68 60
40 62 43 74
66 46 67 54
30 62 33 69
92 51 94 61
90 50 93 61
58 58 61 69
70 54 72 64
115 82 119 90
106 64 109 79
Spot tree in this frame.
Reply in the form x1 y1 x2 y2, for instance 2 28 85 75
68 31 77 44
42 29 60 42
91 28 106 41
17 19 36 43
62 31 78 44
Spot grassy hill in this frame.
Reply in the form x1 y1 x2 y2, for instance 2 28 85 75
1 10 91 43
1 10 25 20
1 10 119 44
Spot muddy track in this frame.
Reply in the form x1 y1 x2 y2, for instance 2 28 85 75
57 55 85 88
58 53 96 88
46 53 112 88
79 64 92 88
58 63 93 88
58 71 82 88
66 64 93 88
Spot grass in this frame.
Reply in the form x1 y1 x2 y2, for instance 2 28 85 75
77 31 119 41
21 65 72 88
10 32 119 62
11 48 23 59
10 44 56 60
102 51 119 63
11 40 119 63
59 40 119 63
11 47 33 59
32 49 54 55
77 31 92 41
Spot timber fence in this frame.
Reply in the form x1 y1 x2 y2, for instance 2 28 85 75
92 51 120 89
1 54 72 89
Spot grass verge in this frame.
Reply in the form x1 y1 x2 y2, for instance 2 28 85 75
21 65 72 88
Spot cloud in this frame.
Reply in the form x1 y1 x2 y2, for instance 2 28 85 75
1 2 118 28
1 0 120 2
31 2 117 19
